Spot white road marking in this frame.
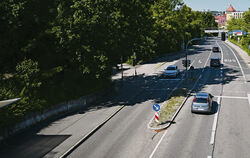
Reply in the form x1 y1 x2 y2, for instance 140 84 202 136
222 42 247 83
149 41 216 158
216 40 223 64
159 78 181 81
210 97 221 145
148 89 172 91
204 51 212 68
199 59 202 63
207 156 212 158
248 94 250 108
149 129 169 158
214 95 248 99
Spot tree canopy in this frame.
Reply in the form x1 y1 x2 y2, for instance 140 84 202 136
0 0 217 127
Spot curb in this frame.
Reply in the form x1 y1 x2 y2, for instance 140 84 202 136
59 105 124 158
59 77 145 158
147 72 203 130
147 95 189 130
225 40 250 68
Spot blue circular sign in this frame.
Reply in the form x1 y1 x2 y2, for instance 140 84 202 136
153 104 160 112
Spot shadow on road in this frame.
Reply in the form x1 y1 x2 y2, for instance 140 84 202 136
0 38 242 157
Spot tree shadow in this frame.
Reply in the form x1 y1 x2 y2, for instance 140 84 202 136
0 41 243 156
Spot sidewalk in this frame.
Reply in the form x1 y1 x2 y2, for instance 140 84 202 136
225 40 250 68
0 51 184 158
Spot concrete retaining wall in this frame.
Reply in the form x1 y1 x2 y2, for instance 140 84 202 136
0 87 113 143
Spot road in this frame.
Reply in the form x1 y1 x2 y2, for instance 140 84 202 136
1 37 249 158
67 37 250 158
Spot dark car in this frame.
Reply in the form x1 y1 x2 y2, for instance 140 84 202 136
210 57 221 67
212 47 220 53
191 92 213 113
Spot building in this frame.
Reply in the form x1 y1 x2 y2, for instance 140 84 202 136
214 14 226 28
232 12 244 19
225 5 244 25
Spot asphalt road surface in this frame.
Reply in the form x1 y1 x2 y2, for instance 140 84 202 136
1 37 249 158
67 38 250 158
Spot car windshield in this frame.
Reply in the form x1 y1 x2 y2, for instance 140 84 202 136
194 98 208 103
211 59 219 62
166 67 176 70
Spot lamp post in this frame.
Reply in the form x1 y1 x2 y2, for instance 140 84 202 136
133 51 137 76
0 98 21 109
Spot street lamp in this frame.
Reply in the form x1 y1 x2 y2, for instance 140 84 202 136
0 98 21 109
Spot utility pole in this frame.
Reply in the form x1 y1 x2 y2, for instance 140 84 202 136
133 51 137 76
185 37 202 80
121 56 123 81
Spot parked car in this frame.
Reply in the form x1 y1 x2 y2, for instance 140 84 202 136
212 46 220 53
164 65 179 78
210 57 221 67
191 92 213 113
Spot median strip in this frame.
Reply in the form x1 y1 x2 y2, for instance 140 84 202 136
148 88 188 130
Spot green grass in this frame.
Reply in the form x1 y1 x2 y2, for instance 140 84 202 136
229 39 250 56
150 88 188 128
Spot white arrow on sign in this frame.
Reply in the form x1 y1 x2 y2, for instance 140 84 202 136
153 104 160 111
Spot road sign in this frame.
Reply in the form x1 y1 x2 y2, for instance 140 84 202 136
153 104 160 112
155 112 159 123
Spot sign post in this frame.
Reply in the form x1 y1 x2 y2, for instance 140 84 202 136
153 104 160 123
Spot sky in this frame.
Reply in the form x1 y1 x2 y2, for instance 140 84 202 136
183 0 250 11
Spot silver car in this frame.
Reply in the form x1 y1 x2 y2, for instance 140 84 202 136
191 92 213 113
164 65 179 78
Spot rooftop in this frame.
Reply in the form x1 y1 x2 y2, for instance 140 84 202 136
226 5 236 12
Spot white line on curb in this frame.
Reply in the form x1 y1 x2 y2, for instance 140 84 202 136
222 42 247 83
59 105 124 158
210 97 221 145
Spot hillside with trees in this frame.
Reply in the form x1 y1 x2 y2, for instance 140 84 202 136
0 0 217 127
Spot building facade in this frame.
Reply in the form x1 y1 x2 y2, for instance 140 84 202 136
225 5 244 26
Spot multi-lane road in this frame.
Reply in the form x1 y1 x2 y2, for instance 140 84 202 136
1 37 250 158
65 37 250 158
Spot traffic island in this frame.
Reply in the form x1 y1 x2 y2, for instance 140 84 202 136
148 88 188 130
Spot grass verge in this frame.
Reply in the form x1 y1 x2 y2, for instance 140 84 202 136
150 88 188 128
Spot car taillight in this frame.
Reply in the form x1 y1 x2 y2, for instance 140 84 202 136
193 98 196 102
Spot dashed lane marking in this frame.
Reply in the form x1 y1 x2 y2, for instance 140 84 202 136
210 97 220 145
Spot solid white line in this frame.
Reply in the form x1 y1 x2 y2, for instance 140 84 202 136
222 42 247 83
214 95 248 99
207 156 212 158
248 94 250 108
159 79 181 81
149 129 169 158
204 51 212 68
210 97 221 145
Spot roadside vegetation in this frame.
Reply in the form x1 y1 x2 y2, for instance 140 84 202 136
227 9 250 56
150 88 188 128
0 0 216 128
